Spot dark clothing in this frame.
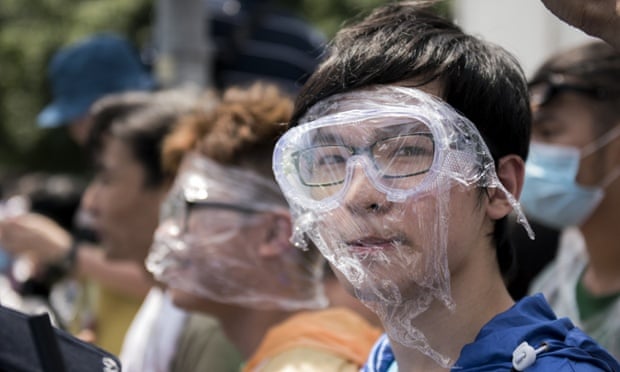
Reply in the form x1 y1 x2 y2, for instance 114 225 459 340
208 0 326 93
363 294 619 371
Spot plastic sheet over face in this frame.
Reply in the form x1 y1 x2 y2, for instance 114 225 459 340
147 152 327 310
273 86 533 366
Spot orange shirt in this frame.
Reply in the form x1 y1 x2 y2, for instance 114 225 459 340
244 307 381 372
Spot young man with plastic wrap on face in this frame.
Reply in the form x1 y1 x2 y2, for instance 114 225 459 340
271 2 620 371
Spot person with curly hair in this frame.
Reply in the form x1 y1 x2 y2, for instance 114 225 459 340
148 82 381 372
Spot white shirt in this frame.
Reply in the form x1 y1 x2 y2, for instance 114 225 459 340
120 287 187 372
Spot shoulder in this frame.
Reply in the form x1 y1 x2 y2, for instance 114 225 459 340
528 354 620 372
251 347 358 372
176 312 236 348
457 295 619 371
246 309 381 371
171 313 242 372
529 228 587 297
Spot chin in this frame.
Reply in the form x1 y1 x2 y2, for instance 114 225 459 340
170 288 214 313
169 289 196 311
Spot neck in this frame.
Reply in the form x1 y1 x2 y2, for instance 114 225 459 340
388 249 514 371
214 304 294 358
580 188 620 294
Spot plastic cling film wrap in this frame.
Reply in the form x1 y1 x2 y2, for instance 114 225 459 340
147 152 327 310
273 85 533 366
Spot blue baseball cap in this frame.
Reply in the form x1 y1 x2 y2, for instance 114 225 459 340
37 33 155 128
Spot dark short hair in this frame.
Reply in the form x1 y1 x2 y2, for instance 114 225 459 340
530 41 620 132
289 2 532 274
88 90 197 188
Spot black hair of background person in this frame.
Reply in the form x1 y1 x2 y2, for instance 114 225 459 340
505 220 560 300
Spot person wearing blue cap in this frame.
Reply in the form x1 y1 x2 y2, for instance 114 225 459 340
38 33 155 145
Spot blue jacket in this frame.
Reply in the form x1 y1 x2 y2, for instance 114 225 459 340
363 294 619 371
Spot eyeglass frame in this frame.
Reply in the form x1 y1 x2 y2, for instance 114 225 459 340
180 200 263 234
274 115 464 211
528 73 614 107
291 132 435 187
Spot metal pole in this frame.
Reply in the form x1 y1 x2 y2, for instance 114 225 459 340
154 0 211 88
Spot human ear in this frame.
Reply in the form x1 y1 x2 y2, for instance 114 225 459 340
257 210 293 257
486 155 525 220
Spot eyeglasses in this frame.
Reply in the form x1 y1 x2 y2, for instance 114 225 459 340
273 86 508 212
528 74 609 107
187 200 262 214
181 200 262 233
292 133 434 187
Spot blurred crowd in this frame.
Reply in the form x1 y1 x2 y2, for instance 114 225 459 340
0 0 618 371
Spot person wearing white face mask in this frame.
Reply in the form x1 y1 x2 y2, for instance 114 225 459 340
524 41 620 359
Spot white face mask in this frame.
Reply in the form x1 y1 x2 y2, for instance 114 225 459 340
520 126 620 229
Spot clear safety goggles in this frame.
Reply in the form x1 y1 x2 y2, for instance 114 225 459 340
274 86 526 217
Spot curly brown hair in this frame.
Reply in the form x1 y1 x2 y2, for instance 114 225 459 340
162 82 293 178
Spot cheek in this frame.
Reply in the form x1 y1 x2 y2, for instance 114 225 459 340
184 228 249 271
445 193 486 269
97 186 136 221
575 153 608 187
105 196 162 258
170 289 204 312
104 198 148 236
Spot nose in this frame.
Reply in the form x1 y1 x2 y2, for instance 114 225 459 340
342 161 391 215
80 181 100 217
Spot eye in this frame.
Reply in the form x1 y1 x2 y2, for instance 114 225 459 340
381 134 434 158
300 146 350 167
317 154 347 165
532 119 566 142
393 146 428 157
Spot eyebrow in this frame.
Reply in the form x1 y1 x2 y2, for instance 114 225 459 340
308 129 346 146
373 121 430 138
309 121 430 146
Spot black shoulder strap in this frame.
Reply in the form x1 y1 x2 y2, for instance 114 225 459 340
28 313 67 372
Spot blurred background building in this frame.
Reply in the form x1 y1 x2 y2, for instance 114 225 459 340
454 0 595 77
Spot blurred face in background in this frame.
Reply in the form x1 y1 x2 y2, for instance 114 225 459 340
68 115 94 146
147 153 326 312
530 88 606 186
82 135 168 264
167 202 274 312
521 77 620 229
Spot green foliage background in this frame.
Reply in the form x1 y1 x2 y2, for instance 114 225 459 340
0 0 450 177
0 0 152 176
